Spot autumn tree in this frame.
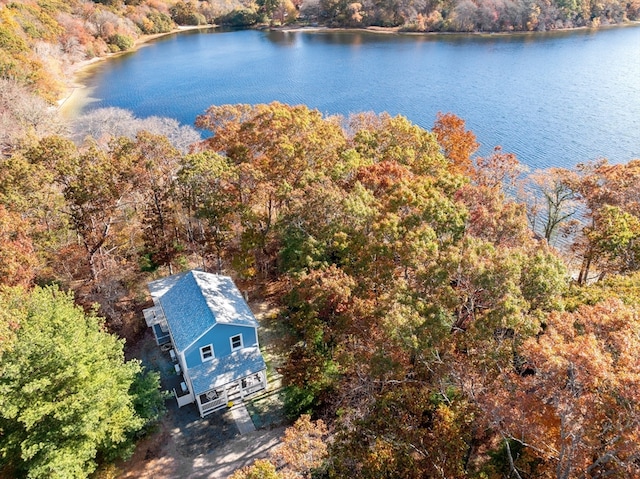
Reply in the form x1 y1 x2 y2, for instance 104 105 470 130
230 459 281 479
561 159 640 283
0 79 67 158
478 299 640 478
456 183 531 248
585 204 640 278
281 265 360 416
271 414 329 478
71 107 201 154
194 102 347 277
25 136 138 282
177 150 240 272
348 112 448 177
230 415 328 479
432 111 478 177
328 383 478 478
524 167 578 244
474 145 525 191
0 205 39 287
128 131 185 273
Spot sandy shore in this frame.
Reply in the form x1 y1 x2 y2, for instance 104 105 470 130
57 25 215 116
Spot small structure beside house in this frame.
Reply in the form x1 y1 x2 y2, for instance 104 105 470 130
144 270 267 417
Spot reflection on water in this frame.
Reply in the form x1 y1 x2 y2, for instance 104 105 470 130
78 25 640 170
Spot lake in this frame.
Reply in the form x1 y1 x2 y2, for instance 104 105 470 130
77 26 640 170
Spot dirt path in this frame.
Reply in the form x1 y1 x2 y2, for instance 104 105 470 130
119 420 285 479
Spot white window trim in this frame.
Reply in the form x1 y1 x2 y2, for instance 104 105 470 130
230 334 243 352
200 344 214 362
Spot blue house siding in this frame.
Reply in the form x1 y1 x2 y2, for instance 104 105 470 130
216 323 258 351
184 324 258 369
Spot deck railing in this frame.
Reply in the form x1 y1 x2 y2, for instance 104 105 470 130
242 382 265 397
173 389 194 408
201 392 228 414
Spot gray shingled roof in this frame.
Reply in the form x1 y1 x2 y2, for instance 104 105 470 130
153 270 258 353
189 346 266 395
148 271 189 300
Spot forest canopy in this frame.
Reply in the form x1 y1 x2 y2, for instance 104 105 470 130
1 95 639 476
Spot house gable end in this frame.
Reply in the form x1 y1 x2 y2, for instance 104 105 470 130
184 323 258 369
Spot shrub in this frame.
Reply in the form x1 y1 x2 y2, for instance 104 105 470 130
108 33 134 52
216 7 260 26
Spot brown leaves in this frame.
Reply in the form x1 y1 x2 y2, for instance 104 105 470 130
478 299 640 478
229 415 328 479
0 205 38 288
474 146 525 190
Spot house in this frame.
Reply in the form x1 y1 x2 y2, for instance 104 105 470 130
143 270 267 417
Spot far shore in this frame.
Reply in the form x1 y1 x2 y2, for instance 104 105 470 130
275 19 640 35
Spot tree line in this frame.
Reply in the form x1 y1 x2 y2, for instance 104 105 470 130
1 99 639 476
299 0 640 30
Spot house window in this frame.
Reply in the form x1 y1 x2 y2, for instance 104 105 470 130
200 344 214 362
230 334 243 351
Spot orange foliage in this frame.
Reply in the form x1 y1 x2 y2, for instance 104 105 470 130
432 112 478 177
474 146 524 190
456 184 531 247
479 299 640 478
353 160 414 196
0 205 38 287
272 415 328 478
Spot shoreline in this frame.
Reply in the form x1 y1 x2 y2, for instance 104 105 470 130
275 19 640 35
57 25 215 115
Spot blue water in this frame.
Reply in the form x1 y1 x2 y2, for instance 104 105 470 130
80 26 640 170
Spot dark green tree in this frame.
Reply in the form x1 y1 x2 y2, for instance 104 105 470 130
0 286 164 478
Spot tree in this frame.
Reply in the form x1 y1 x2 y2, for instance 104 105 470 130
229 415 328 479
71 108 201 154
177 150 240 272
26 136 137 282
282 265 359 416
257 0 282 22
272 414 329 478
0 286 164 478
586 204 640 277
456 183 531 248
474 146 525 191
0 79 67 158
478 299 640 478
524 168 578 244
230 459 281 479
194 102 347 277
432 112 478 177
129 131 185 273
0 205 38 287
561 160 640 283
348 112 448 177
